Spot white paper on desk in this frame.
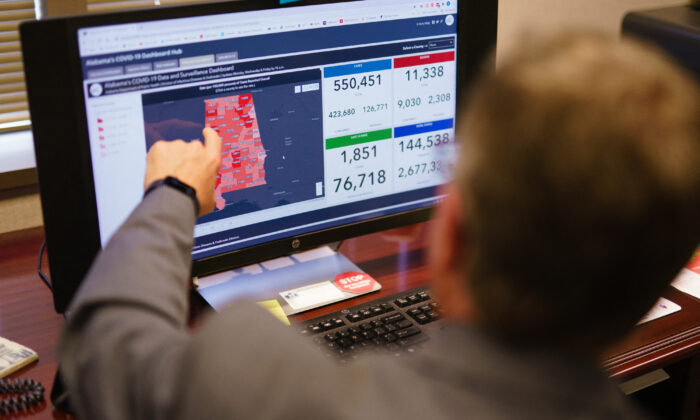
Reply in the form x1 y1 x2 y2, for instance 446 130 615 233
671 268 700 300
637 297 681 325
280 281 345 311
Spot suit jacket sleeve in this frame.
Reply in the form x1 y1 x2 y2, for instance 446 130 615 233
58 186 366 420
59 186 200 420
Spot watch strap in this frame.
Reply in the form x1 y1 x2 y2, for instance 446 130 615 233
144 176 199 215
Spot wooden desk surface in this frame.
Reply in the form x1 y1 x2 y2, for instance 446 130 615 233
1 225 699 419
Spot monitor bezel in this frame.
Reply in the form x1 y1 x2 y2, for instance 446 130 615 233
21 0 497 313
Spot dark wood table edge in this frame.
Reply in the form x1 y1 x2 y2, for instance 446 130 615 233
604 325 700 379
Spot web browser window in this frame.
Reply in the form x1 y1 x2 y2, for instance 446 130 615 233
78 0 459 259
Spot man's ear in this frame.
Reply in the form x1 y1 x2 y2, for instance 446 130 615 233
430 183 478 322
429 183 465 277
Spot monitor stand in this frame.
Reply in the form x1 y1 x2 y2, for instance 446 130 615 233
196 245 381 315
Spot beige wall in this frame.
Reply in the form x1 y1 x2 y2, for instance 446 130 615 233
0 0 688 234
497 0 685 61
0 185 42 234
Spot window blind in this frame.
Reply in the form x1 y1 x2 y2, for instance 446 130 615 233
87 0 207 13
0 0 209 133
0 0 34 132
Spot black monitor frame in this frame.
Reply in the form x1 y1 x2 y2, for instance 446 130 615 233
21 0 497 313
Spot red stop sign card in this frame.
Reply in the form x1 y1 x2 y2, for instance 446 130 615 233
333 271 377 294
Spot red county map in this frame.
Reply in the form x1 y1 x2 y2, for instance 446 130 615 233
205 94 267 210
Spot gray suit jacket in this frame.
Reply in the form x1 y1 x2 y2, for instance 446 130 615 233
59 186 648 419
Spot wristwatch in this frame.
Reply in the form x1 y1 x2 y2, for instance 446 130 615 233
144 176 199 215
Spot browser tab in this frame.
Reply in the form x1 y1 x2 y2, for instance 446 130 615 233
216 52 239 63
153 59 178 70
125 63 152 74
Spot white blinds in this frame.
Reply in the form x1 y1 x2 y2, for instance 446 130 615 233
0 0 34 132
86 0 207 13
0 0 208 133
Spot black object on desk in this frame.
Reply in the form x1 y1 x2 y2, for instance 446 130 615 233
298 286 443 360
622 5 700 79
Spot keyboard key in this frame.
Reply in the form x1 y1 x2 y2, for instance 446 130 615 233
359 322 373 331
349 327 361 335
419 305 432 312
338 337 353 348
415 313 431 324
371 306 384 315
333 318 345 327
324 333 336 342
322 321 334 330
396 320 413 329
374 327 387 335
395 327 420 339
370 320 384 328
361 330 377 340
417 292 430 301
350 334 363 343
398 334 429 347
394 298 410 307
360 309 372 318
381 313 405 323
407 308 422 317
347 313 361 323
407 295 420 304
337 330 350 338
384 333 398 342
380 303 394 312
384 324 397 332
427 311 440 320
309 324 322 334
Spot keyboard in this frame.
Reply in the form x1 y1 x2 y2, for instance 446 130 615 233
297 286 443 361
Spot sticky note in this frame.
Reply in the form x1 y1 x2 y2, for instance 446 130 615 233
256 299 290 325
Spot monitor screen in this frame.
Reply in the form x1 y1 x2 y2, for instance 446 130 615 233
21 0 495 312
78 0 459 261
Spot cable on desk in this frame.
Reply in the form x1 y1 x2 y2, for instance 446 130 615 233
0 378 45 415
37 240 52 291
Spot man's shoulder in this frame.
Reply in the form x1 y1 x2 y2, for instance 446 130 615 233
179 305 649 419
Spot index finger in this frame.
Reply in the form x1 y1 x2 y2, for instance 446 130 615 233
202 127 222 158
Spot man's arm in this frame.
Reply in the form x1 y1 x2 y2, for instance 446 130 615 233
58 128 388 419
59 128 222 419
59 186 197 419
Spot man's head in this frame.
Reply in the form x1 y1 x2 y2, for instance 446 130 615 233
431 33 700 354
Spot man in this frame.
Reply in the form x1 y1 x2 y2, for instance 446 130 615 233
60 33 700 419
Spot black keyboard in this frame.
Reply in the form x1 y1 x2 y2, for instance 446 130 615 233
297 286 443 361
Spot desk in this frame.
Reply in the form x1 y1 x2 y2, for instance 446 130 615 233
1 225 699 419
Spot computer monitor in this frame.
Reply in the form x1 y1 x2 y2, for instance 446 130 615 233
20 0 497 313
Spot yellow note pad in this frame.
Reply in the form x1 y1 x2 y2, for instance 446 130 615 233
256 299 290 325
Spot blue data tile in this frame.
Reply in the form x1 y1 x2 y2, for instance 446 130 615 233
324 59 392 78
393 118 454 138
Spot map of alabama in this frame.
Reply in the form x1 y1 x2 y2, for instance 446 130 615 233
204 94 267 210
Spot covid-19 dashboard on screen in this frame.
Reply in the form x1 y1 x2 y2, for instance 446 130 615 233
78 0 459 260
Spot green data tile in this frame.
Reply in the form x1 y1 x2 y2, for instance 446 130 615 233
325 128 392 149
